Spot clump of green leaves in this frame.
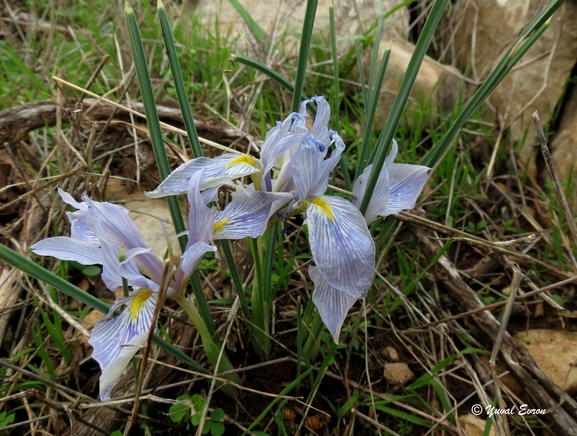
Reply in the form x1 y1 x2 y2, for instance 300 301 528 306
169 393 225 436
0 411 15 427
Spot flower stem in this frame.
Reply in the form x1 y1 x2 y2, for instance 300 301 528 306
172 294 240 397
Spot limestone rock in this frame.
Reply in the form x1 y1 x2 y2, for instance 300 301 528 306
447 0 577 175
383 362 415 386
459 414 497 436
193 0 461 129
514 329 577 393
194 0 410 50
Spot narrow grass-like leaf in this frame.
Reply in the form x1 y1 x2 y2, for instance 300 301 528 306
157 0 203 158
124 2 186 243
263 224 278 318
0 244 207 373
421 0 563 167
221 240 252 324
228 0 268 44
233 55 296 94
358 0 449 216
357 43 391 176
248 237 271 360
291 0 318 112
329 0 352 192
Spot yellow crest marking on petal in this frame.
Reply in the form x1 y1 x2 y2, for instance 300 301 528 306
310 197 334 222
213 219 231 236
131 290 153 322
226 154 261 170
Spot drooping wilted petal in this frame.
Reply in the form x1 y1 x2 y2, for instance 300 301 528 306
30 237 102 265
88 289 158 400
310 266 357 343
306 196 374 298
146 154 262 198
213 188 292 240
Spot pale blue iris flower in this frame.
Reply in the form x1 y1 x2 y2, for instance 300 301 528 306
272 97 429 342
146 95 429 343
31 172 290 399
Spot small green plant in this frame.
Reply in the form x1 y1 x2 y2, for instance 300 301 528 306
0 410 16 427
169 394 225 436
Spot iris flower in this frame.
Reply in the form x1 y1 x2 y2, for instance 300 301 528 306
31 173 290 399
145 95 429 344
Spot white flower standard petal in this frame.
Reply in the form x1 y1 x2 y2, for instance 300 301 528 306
88 289 158 400
68 193 151 251
310 266 357 343
306 196 375 298
299 96 331 146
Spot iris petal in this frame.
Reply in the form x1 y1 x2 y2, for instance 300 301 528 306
213 188 292 239
89 290 158 400
352 164 390 225
179 241 216 279
30 237 102 265
352 140 429 223
310 266 357 343
259 113 307 174
380 163 430 216
146 154 262 198
187 172 215 245
293 132 345 199
306 196 374 297
299 96 331 146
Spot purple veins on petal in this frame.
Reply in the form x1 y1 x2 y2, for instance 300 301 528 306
381 163 430 216
146 154 262 198
292 132 345 200
212 187 292 240
305 195 375 298
310 266 357 343
352 139 429 224
88 289 158 400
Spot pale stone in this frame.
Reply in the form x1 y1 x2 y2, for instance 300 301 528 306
193 0 461 129
383 362 415 386
448 0 577 176
380 345 400 362
194 0 410 50
459 414 497 436
514 329 577 393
